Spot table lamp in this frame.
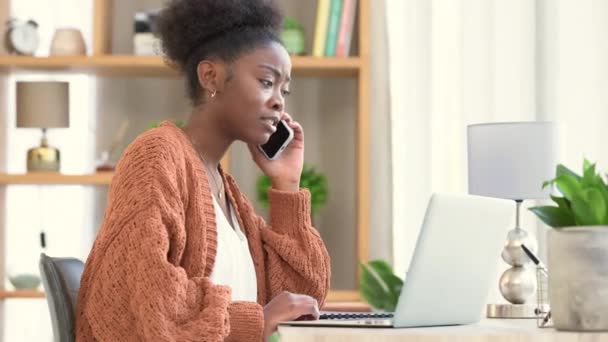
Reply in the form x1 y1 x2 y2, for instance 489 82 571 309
467 122 557 318
16 81 70 172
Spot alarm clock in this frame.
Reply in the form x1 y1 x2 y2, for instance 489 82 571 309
4 19 39 55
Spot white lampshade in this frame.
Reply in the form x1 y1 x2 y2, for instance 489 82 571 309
16 81 69 128
467 122 558 200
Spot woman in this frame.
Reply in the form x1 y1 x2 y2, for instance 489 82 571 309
75 0 331 340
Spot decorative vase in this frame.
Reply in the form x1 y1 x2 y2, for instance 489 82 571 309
548 227 608 331
50 28 86 56
8 273 41 290
95 150 115 172
280 28 305 56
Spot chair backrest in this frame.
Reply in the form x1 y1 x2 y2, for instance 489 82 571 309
39 253 84 342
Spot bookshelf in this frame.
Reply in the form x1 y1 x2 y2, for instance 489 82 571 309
0 172 113 185
0 291 45 299
0 55 362 77
0 0 370 317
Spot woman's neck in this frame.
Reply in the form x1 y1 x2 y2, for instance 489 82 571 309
182 107 233 168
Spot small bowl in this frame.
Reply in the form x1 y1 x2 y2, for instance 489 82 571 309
9 273 41 290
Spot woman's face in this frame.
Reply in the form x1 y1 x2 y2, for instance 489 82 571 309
215 41 292 145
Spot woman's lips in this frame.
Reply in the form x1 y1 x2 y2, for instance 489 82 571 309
261 118 277 133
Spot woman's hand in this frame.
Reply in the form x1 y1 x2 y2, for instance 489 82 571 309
249 112 304 192
262 291 320 340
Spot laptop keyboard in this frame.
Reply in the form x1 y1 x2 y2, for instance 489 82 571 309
320 312 394 320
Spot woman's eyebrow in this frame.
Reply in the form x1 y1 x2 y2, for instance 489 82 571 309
258 64 291 82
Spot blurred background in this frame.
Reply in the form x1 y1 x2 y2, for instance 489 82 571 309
1 0 607 340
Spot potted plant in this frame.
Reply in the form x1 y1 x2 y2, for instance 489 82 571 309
280 17 306 56
359 259 403 312
256 163 328 218
149 119 184 129
530 159 608 331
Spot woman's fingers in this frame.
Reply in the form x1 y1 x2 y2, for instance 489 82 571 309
281 112 293 122
287 294 320 321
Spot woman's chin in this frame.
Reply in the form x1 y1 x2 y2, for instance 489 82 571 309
244 133 271 146
255 133 272 145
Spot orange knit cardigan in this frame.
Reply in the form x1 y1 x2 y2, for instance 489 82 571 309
76 121 331 341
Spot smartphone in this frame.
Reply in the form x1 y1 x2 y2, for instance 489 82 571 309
258 120 294 160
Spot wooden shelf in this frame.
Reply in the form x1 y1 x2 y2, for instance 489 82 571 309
0 172 113 185
0 55 361 77
0 290 45 299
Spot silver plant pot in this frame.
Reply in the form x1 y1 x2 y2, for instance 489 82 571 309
548 227 608 331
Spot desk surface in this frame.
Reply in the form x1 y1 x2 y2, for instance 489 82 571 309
278 319 608 342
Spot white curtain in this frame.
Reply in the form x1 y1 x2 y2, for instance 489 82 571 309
538 0 608 170
385 0 608 283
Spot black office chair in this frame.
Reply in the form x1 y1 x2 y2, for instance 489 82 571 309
39 253 84 342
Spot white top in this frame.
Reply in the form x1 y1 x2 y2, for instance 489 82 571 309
209 196 258 302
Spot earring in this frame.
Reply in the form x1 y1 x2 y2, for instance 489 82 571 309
210 90 217 98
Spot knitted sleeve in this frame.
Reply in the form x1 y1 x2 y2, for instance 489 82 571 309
84 134 264 341
122 209 264 341
242 188 331 305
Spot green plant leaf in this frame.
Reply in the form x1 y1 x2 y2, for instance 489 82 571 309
554 175 583 201
149 119 183 129
557 164 582 181
257 163 328 215
585 188 608 224
582 162 600 188
367 260 403 304
359 263 394 311
536 159 608 229
571 190 605 226
530 206 576 228
597 182 608 223
256 174 272 209
359 260 403 312
268 332 280 342
584 158 592 171
550 195 570 209
282 17 303 30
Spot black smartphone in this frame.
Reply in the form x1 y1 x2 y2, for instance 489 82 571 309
258 120 294 160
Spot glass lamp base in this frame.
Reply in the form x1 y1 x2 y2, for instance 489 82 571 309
486 303 538 318
27 145 60 172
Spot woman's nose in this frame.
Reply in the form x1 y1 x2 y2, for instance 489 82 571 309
270 93 284 112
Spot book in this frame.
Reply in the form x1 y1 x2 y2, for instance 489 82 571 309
324 0 344 57
312 0 331 57
336 0 357 57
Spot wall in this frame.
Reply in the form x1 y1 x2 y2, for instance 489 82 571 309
536 0 608 258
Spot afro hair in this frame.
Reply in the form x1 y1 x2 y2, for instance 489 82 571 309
156 0 285 105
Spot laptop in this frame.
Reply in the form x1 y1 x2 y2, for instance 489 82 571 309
281 193 513 328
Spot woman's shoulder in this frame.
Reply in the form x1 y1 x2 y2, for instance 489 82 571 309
121 121 190 163
112 121 195 184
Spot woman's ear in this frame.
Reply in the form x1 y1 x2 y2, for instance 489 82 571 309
197 60 219 94
196 60 229 96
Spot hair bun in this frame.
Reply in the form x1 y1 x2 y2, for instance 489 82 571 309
157 0 283 68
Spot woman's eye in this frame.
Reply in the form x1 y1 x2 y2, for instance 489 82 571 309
282 89 291 97
260 79 273 88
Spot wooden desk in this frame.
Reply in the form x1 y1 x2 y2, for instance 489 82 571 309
278 319 608 341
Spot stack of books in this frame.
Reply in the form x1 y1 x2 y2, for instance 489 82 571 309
312 0 358 57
